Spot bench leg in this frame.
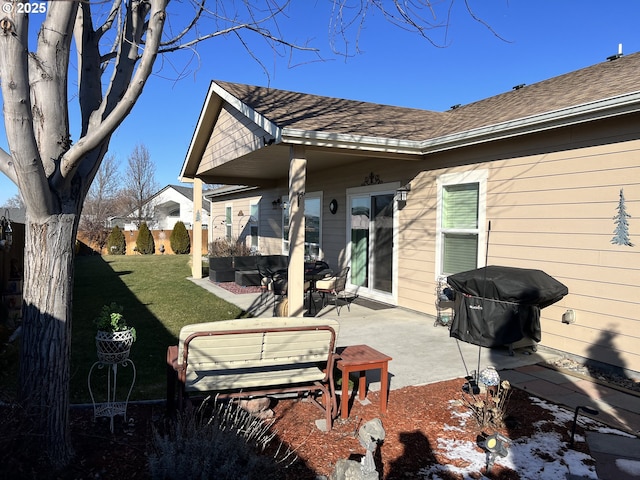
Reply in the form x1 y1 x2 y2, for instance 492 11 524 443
166 365 176 413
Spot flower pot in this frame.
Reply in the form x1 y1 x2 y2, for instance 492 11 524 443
96 329 135 364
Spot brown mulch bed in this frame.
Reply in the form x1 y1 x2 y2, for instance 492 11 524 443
215 281 263 295
0 377 596 479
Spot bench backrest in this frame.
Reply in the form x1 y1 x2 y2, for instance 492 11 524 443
178 317 339 375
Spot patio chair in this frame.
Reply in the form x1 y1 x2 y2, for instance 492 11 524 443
271 273 288 316
257 263 274 304
314 267 353 315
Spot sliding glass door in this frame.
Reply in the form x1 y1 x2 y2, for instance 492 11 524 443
348 186 397 303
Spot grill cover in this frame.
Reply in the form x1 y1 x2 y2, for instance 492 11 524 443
447 266 568 348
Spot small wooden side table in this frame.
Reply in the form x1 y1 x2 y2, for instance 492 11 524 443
336 344 392 419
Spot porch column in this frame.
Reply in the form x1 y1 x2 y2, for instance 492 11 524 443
191 177 203 279
287 146 307 317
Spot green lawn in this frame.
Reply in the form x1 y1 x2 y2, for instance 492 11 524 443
72 255 246 403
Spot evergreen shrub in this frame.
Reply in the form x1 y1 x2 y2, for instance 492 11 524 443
136 222 155 254
170 221 191 254
106 226 126 255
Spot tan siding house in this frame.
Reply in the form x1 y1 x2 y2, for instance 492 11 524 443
181 53 640 375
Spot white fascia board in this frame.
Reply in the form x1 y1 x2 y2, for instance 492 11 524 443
180 83 218 180
180 82 283 180
419 91 640 154
281 128 422 156
210 83 281 140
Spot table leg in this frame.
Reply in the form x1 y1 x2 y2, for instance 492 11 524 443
380 361 389 414
358 371 367 401
340 367 351 419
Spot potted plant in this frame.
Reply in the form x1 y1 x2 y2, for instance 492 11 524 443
94 302 136 364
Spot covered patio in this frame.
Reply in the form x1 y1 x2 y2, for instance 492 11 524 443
179 81 428 317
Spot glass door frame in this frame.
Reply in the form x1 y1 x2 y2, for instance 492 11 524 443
345 182 400 304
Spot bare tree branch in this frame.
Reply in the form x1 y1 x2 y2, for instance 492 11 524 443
58 0 168 188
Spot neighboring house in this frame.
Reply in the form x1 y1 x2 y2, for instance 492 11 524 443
111 184 211 231
180 52 640 375
204 185 260 249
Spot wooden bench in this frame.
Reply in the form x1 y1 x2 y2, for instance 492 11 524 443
166 317 340 430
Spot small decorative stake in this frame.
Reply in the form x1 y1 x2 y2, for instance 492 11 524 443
480 432 510 472
570 405 599 447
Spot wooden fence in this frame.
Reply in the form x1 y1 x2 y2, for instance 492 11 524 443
76 229 209 256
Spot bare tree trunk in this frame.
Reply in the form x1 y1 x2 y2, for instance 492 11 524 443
18 214 78 466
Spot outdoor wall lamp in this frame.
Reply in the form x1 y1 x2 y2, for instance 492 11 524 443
396 183 411 203
272 198 282 209
0 209 13 251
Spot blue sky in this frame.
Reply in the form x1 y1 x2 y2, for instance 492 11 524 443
1 0 640 206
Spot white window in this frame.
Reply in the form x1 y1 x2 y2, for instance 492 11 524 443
225 205 232 240
250 202 259 250
436 171 487 277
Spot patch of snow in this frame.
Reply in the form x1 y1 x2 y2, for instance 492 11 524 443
594 426 637 437
616 458 640 476
417 393 616 479
442 423 465 432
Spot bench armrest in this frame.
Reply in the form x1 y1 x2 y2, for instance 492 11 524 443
166 345 179 370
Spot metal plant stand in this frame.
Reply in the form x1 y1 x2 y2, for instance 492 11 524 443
88 357 136 433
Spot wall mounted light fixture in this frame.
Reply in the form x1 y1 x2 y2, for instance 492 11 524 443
272 198 282 209
396 183 411 203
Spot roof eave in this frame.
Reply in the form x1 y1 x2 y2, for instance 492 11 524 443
419 91 640 154
281 128 423 156
204 185 258 199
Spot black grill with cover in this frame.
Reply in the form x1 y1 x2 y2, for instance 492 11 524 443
447 266 568 348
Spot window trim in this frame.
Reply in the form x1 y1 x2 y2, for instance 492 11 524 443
249 200 259 252
435 170 488 278
225 204 233 241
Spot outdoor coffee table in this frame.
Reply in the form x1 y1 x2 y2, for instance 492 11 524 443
336 344 392 419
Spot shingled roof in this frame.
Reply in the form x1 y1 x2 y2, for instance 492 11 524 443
214 80 446 141
215 51 640 143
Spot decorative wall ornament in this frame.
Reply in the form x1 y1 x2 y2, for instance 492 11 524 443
362 171 383 186
611 188 634 247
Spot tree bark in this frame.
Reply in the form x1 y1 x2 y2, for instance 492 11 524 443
18 214 78 466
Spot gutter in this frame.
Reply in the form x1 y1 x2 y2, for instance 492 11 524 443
278 91 640 158
418 91 640 155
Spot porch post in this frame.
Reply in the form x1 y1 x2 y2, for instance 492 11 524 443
288 146 307 317
191 178 203 279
